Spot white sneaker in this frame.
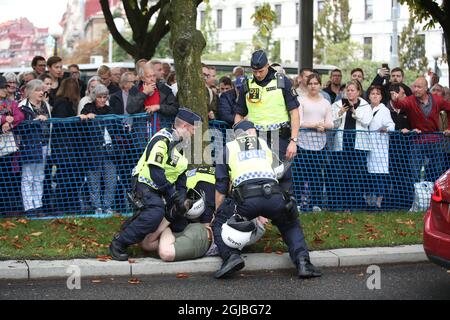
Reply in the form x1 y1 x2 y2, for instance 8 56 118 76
312 206 322 212
95 208 103 215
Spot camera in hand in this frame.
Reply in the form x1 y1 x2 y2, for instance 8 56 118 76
382 63 390 82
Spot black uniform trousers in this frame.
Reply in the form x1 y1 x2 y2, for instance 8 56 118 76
118 181 165 246
212 190 310 266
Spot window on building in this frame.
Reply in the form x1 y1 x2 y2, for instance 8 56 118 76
364 37 373 60
275 4 282 25
217 9 222 29
236 8 242 28
295 40 299 62
296 3 299 25
365 0 373 20
200 10 205 26
318 0 325 14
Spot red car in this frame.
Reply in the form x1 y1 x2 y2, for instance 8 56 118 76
424 169 450 269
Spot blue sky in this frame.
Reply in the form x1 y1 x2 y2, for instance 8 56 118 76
0 0 68 28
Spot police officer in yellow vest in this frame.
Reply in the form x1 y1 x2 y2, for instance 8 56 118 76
212 120 321 279
234 50 299 193
109 108 202 261
169 165 217 232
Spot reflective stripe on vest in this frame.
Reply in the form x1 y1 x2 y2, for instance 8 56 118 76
133 128 188 190
227 135 277 187
186 169 216 190
246 77 289 131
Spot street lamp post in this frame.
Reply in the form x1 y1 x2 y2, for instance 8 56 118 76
49 25 63 57
390 0 399 68
108 17 126 63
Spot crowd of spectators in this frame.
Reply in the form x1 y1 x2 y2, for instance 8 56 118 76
1 55 450 215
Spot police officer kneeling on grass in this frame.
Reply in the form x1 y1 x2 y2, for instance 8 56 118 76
109 108 202 261
212 120 321 279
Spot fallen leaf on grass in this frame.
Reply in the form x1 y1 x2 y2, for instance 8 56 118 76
13 242 23 249
0 221 16 230
23 235 30 242
30 232 43 237
16 219 28 225
128 278 141 284
96 255 112 262
0 236 8 241
176 273 190 279
339 234 350 241
263 246 273 253
312 232 325 245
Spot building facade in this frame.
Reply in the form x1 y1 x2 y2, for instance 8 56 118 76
198 0 447 83
0 18 48 68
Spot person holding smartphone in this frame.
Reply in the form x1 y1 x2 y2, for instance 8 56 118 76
370 64 412 105
331 80 373 211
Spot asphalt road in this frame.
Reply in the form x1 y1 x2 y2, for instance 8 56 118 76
1 262 449 301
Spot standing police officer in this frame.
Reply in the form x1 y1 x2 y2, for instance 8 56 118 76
212 120 321 279
109 108 202 261
234 50 299 192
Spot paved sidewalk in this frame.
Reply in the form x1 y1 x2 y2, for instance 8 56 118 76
0 245 427 280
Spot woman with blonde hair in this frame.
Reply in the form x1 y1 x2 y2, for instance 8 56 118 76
17 79 51 215
331 79 373 211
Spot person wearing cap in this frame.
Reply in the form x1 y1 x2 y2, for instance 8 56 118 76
212 120 321 279
234 50 300 193
109 108 202 261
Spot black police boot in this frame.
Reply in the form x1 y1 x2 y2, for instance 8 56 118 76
297 256 322 278
109 236 129 261
214 253 245 279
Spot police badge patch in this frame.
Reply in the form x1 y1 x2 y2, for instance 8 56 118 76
249 88 261 100
155 152 164 164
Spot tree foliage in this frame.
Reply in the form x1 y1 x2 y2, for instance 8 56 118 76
399 16 428 73
251 3 277 59
399 0 449 82
200 2 217 54
398 0 446 29
314 0 352 63
64 35 108 65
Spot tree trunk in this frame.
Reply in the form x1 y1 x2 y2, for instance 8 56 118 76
444 28 450 86
168 0 209 165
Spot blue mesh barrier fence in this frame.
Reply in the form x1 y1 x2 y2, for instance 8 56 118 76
1 112 449 218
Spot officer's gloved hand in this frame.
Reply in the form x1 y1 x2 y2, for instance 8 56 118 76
164 191 187 222
164 191 179 210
